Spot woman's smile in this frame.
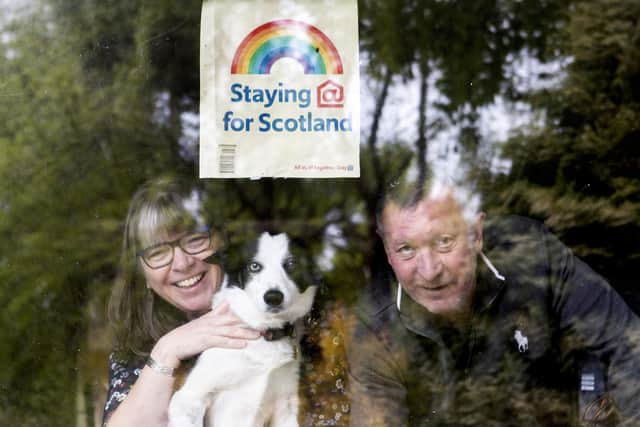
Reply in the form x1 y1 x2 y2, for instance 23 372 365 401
173 272 206 288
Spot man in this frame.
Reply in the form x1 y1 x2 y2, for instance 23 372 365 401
346 173 640 426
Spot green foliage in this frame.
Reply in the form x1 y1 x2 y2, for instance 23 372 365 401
0 1 197 424
484 0 640 304
360 0 569 120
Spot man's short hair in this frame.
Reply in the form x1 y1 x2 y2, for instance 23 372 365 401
375 168 481 234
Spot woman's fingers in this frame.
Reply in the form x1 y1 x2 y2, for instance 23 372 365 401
211 326 261 340
208 336 250 349
154 303 261 361
202 304 253 328
210 301 230 316
199 327 260 350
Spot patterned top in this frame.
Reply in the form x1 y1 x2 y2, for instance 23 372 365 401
102 353 144 426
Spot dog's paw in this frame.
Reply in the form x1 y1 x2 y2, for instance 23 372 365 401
169 417 204 427
168 410 204 427
167 415 199 427
168 391 206 427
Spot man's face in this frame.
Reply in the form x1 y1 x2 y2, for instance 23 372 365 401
381 193 484 320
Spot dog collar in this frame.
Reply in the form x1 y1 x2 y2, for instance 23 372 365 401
263 323 295 341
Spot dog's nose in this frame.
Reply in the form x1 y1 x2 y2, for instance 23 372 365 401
263 289 284 307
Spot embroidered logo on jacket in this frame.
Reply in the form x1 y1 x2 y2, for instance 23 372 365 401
514 329 529 353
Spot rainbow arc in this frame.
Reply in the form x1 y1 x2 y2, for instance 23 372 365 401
231 19 343 75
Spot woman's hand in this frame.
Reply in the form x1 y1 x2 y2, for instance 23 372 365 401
150 302 260 369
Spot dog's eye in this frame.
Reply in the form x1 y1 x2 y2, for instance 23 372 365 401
248 261 262 273
283 258 296 272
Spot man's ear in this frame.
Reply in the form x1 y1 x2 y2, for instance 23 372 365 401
472 212 485 252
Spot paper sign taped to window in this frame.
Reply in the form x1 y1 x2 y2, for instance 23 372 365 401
199 0 360 178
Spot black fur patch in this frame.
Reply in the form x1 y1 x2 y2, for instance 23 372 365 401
219 230 318 292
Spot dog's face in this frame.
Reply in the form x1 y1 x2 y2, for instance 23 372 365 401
221 231 317 328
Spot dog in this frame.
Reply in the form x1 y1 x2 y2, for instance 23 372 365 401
168 231 317 427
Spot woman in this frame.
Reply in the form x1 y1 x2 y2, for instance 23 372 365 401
103 177 260 427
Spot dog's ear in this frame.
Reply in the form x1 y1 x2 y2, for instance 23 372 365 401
285 236 322 292
203 251 226 266
217 231 260 289
220 249 247 289
203 250 246 288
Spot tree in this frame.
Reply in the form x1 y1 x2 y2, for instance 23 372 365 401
0 1 197 424
482 0 640 310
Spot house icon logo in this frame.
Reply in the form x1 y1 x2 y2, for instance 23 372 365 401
317 80 344 108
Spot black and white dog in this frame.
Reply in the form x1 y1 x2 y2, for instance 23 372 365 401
168 231 317 427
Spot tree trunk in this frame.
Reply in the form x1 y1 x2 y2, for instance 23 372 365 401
364 66 395 296
416 60 430 184
367 67 393 186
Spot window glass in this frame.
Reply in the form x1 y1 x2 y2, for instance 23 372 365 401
1 1 638 426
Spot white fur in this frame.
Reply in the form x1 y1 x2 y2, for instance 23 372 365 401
168 232 316 427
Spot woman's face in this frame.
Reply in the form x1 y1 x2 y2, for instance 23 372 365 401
140 229 222 316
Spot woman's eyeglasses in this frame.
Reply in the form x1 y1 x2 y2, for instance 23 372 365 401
137 229 212 269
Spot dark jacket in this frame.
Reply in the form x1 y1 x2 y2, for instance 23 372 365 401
346 217 640 426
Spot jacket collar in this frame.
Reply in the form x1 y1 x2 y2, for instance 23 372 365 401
396 253 507 337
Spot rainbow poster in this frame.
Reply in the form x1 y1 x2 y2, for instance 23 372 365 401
199 0 360 178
